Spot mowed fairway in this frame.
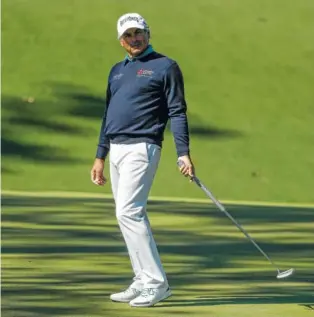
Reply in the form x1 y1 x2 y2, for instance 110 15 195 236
2 192 313 317
2 0 314 203
2 1 314 315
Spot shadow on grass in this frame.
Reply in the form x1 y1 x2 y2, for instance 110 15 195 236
1 195 313 316
2 83 243 177
158 292 314 308
1 96 88 166
1 137 81 163
49 81 244 139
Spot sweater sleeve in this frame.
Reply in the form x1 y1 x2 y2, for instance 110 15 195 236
164 62 190 157
95 83 111 159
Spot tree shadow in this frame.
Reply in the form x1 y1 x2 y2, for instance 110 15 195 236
189 125 242 138
2 82 243 175
1 136 80 163
148 199 314 223
48 82 106 118
1 95 89 166
49 81 244 139
299 304 314 311
1 166 16 174
157 291 314 308
1 195 313 315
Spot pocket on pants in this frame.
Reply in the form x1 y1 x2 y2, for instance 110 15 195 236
145 143 161 163
132 143 161 164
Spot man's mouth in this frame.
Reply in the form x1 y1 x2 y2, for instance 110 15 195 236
130 42 142 48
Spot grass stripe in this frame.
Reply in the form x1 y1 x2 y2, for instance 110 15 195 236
2 190 314 208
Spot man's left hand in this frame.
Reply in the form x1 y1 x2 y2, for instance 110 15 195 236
177 155 195 180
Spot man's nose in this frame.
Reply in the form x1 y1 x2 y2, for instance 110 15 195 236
129 34 139 40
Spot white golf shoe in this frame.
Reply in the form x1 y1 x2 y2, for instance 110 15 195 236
129 287 171 307
110 281 143 303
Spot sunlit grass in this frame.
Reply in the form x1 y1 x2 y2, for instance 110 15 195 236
2 0 314 202
2 194 313 317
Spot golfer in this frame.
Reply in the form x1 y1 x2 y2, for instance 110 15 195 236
91 12 195 307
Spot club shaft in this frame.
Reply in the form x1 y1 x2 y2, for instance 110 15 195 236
193 176 279 272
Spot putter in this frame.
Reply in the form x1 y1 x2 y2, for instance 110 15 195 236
177 160 295 279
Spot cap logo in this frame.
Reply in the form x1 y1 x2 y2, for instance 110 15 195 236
120 16 143 26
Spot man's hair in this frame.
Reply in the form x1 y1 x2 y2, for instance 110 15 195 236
146 29 151 39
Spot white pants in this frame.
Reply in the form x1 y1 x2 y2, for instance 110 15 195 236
109 142 168 288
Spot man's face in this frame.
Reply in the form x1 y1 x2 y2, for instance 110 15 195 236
119 28 149 57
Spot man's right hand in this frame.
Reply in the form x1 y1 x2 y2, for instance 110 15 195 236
91 158 107 186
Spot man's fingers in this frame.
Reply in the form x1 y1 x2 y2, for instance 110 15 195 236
188 166 194 177
91 169 96 180
179 164 195 179
180 165 192 177
91 168 106 186
94 177 105 186
180 166 188 176
95 179 104 186
91 159 106 186
178 158 195 182
95 173 105 184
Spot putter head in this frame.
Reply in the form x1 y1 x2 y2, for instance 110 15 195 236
277 268 295 279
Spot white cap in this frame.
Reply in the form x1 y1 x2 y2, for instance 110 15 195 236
117 13 149 39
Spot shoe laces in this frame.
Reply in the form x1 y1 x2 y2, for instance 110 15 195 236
140 288 158 298
124 287 140 296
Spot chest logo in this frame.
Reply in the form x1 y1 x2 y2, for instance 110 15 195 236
137 69 154 78
112 73 124 80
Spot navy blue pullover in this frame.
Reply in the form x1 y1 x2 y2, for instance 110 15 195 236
96 45 190 159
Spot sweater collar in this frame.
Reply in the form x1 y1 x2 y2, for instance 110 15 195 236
124 45 154 64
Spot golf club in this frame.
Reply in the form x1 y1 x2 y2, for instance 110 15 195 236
177 160 295 279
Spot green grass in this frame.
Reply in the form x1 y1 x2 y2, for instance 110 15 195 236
2 193 314 317
2 0 314 202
